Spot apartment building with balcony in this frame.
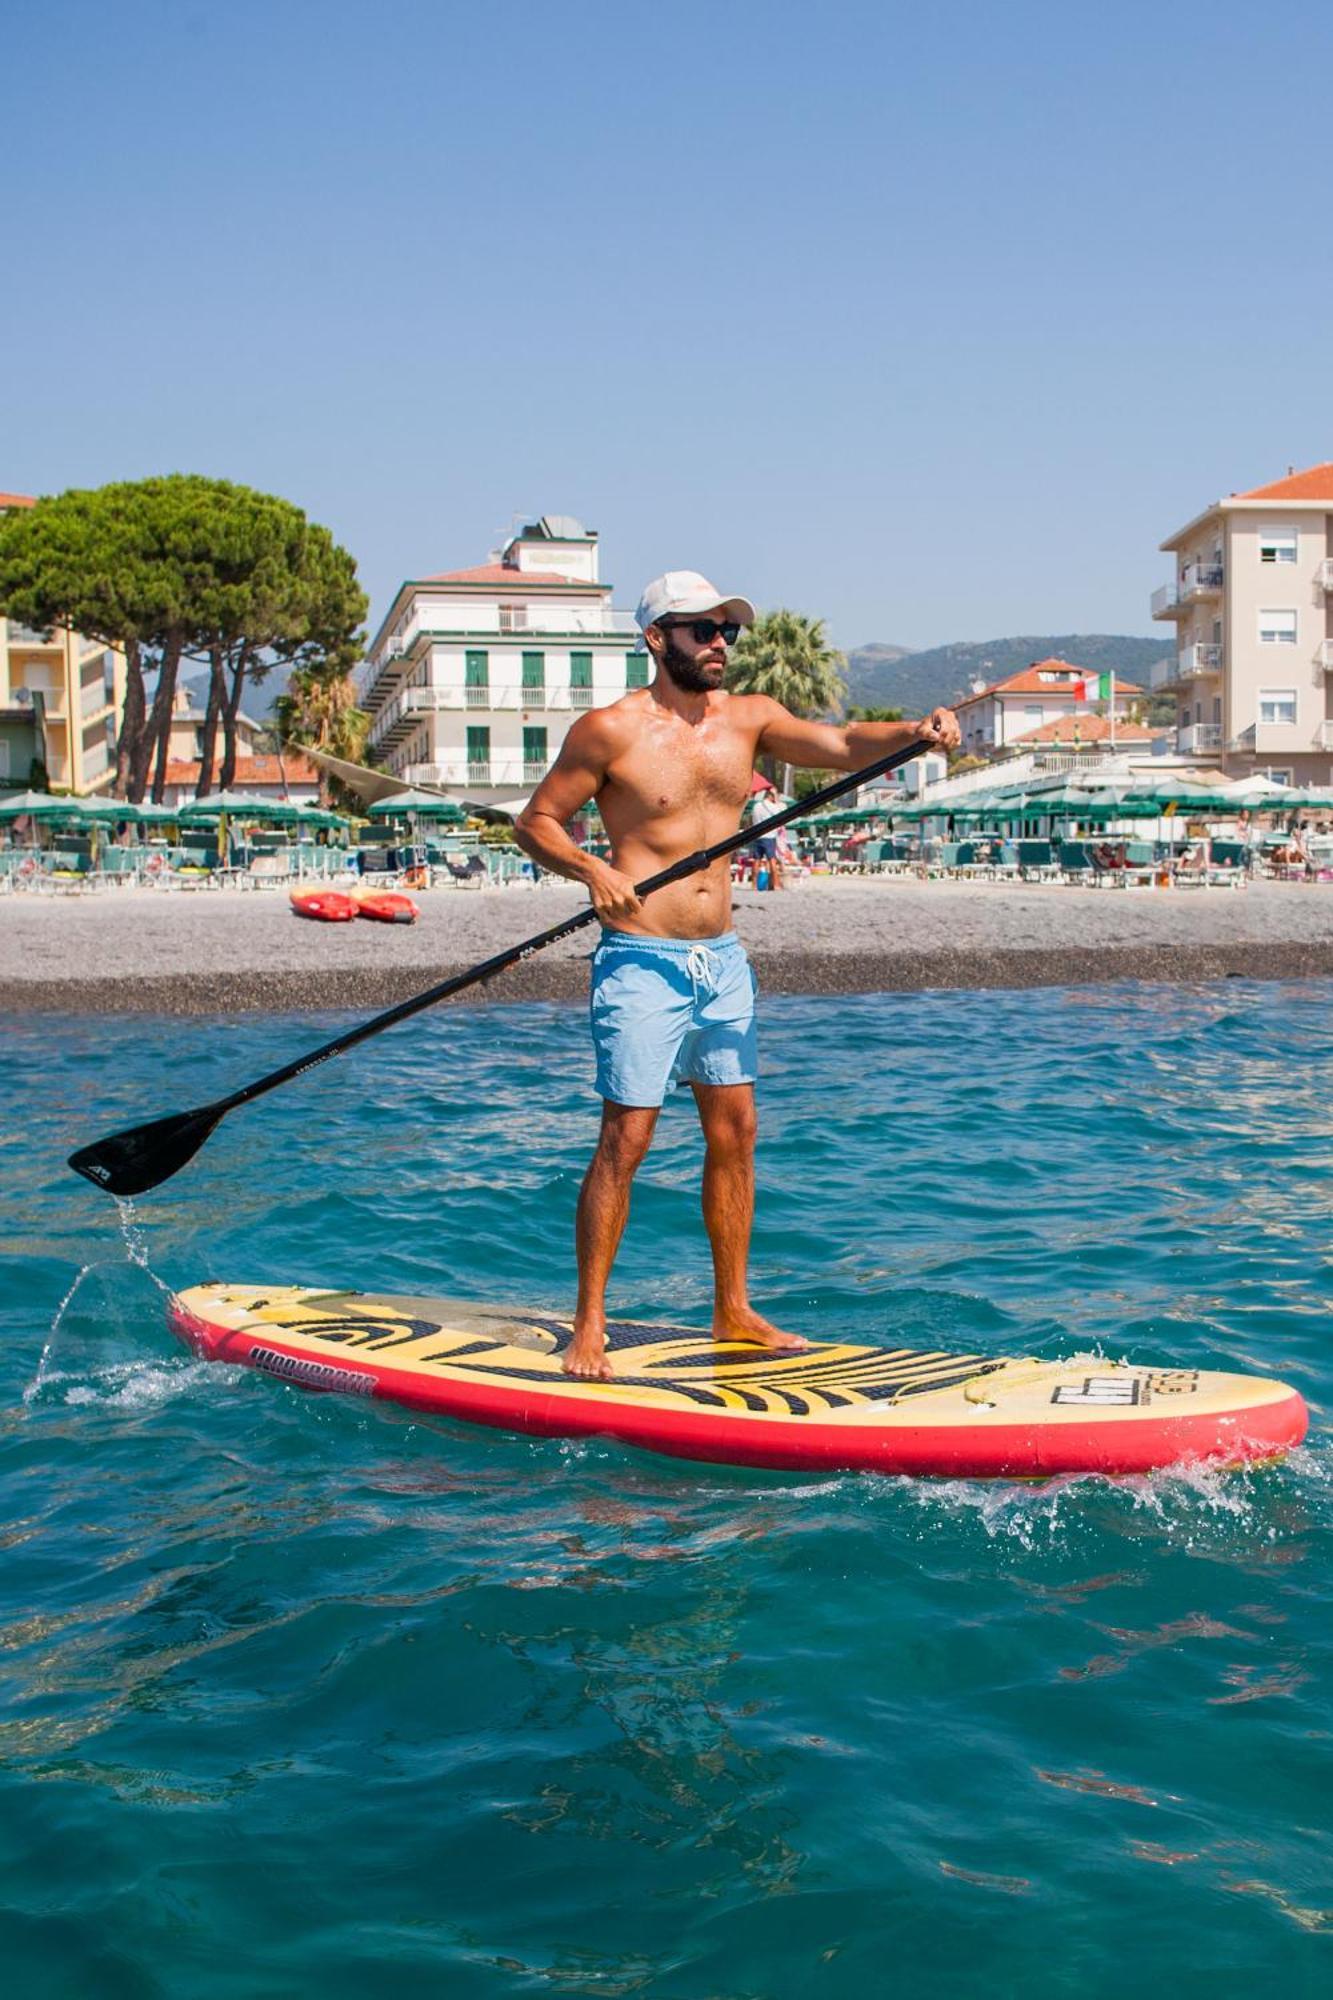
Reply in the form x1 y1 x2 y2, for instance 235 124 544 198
1150 460 1333 781
361 514 641 798
0 490 127 794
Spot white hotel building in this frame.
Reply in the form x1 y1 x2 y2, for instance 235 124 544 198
360 515 642 799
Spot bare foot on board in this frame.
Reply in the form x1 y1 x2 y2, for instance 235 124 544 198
563 1320 614 1381
712 1306 812 1355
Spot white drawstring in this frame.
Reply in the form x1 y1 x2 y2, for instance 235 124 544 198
685 943 719 995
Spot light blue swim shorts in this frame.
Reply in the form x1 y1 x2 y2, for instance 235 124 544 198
590 930 759 1107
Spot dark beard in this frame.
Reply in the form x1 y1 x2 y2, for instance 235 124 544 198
660 633 722 694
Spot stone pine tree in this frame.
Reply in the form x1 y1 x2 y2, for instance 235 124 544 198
0 476 367 802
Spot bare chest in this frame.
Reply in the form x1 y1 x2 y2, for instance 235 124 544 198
609 726 753 824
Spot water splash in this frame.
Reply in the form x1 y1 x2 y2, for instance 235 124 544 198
115 1197 171 1297
25 1262 100 1404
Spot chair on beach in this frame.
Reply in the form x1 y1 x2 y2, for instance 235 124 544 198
443 853 487 889
97 847 143 887
1202 840 1248 889
1016 839 1060 882
37 849 93 893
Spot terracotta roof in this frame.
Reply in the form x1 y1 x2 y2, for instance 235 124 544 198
425 563 595 587
1009 716 1157 746
954 660 1142 707
163 754 321 787
0 492 36 509
1235 461 1333 503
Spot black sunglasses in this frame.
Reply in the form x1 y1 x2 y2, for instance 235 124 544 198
661 618 741 645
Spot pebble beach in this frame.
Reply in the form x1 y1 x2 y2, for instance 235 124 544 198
6 874 1333 1013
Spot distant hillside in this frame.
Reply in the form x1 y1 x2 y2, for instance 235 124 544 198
843 635 1171 714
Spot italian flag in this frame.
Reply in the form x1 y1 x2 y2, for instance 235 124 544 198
1075 672 1113 702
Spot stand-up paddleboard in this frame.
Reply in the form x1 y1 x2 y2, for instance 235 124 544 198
168 1285 1308 1479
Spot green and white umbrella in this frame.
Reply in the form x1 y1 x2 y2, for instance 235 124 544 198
0 790 83 820
62 794 141 822
365 789 468 824
178 790 309 822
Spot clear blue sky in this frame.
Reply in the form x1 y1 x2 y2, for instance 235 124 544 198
6 0 1332 652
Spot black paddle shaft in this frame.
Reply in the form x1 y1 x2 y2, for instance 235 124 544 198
68 738 929 1194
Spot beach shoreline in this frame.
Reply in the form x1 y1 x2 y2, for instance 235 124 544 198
5 876 1333 1013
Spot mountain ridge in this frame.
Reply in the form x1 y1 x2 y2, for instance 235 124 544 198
842 634 1171 714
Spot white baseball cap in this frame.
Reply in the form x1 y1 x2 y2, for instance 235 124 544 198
634 570 757 635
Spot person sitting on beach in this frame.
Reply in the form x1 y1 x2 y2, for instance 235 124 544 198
515 569 960 1380
1271 827 1312 877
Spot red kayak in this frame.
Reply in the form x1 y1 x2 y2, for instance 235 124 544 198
354 891 419 925
290 890 357 922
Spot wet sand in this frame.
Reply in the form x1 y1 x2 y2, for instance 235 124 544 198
4 875 1333 1013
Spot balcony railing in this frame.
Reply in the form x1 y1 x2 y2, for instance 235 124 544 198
1318 559 1333 592
1177 722 1223 753
1178 643 1223 678
571 685 594 708
5 622 61 647
519 685 548 709
1317 719 1333 750
1151 564 1225 619
522 761 547 784
467 762 492 785
1317 639 1333 672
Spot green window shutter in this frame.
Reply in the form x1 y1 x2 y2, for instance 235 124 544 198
523 725 548 765
466 725 490 763
465 650 488 688
570 651 593 689
521 651 545 690
626 652 649 688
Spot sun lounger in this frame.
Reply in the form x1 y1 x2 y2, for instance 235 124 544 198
1016 839 1060 882
443 853 487 888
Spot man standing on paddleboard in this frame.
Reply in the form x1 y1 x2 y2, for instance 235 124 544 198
516 572 959 1379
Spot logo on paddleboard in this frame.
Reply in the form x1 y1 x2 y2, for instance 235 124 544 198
1052 1376 1142 1407
1051 1371 1201 1407
249 1345 376 1396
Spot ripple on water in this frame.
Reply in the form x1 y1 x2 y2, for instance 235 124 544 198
0 981 1330 1996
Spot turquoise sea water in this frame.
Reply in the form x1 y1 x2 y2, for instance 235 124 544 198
3 980 1331 1997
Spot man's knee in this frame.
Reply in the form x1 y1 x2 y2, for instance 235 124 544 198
594 1106 658 1176
700 1091 757 1158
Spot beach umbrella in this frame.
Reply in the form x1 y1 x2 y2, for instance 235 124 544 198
290 807 350 831
1221 774 1293 807
0 790 78 820
60 794 141 823
366 789 468 824
178 790 307 821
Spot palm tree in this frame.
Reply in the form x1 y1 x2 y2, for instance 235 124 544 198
275 660 370 808
726 609 847 785
727 609 846 713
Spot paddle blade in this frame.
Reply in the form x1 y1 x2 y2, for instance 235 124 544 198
67 1104 226 1197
